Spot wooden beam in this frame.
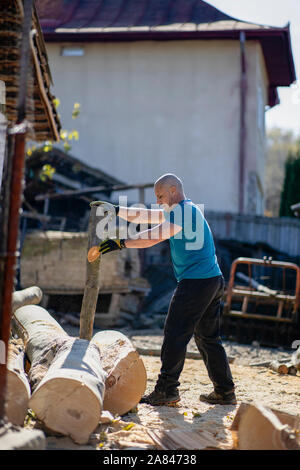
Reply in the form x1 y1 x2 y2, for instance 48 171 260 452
35 182 155 201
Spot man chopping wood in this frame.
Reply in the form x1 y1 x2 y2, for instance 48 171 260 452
96 174 236 406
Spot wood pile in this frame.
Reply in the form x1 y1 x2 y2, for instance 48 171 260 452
250 348 300 376
6 286 147 444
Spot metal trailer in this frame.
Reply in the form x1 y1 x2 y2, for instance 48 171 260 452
222 257 300 347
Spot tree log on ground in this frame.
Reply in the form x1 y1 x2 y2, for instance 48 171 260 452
12 286 43 313
92 330 147 416
5 339 30 426
12 305 107 444
269 360 289 374
231 402 300 450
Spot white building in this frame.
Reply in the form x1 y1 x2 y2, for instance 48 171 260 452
36 0 296 214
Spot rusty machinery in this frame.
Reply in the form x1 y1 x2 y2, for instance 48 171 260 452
222 257 300 347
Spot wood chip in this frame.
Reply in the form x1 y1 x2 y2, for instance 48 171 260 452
147 428 226 450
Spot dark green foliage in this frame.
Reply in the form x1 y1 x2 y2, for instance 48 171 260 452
280 148 300 217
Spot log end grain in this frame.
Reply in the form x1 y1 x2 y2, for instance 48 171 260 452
5 369 30 426
92 330 147 416
29 378 102 445
103 350 147 416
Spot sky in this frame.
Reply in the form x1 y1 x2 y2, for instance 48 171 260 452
209 0 300 136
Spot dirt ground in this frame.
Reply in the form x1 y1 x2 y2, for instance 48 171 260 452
41 329 300 451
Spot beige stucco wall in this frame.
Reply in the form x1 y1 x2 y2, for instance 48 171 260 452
46 39 268 213
243 41 269 215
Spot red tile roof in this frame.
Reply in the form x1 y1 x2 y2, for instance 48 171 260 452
35 0 296 107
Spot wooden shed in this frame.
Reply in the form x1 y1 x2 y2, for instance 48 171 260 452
0 0 60 141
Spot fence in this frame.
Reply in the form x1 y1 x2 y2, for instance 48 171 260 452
205 211 300 258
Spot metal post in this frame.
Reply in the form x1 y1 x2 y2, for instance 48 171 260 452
239 31 247 214
0 0 33 418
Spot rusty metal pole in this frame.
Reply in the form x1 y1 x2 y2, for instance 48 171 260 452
0 0 33 418
239 31 247 214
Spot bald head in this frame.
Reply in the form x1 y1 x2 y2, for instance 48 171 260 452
155 173 184 192
154 173 186 207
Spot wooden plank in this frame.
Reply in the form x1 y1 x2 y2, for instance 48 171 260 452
241 295 249 314
147 428 227 450
232 289 295 301
225 310 293 323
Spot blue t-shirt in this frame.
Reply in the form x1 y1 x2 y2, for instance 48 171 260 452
163 199 222 281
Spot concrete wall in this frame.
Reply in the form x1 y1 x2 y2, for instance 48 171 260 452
46 39 268 213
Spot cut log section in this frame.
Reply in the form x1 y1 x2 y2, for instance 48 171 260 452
91 330 147 416
29 337 106 444
269 360 289 374
12 286 43 313
12 305 107 444
231 402 300 450
5 339 31 426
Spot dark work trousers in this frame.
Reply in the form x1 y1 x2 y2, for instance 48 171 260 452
157 275 235 395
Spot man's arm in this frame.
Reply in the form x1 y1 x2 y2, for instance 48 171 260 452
124 221 182 248
97 221 182 255
118 206 165 225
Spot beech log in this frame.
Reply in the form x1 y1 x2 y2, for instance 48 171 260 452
269 360 289 374
233 402 300 450
92 330 147 416
12 286 43 313
12 305 107 444
5 339 30 426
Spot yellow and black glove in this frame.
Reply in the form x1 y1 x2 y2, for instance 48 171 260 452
98 238 126 255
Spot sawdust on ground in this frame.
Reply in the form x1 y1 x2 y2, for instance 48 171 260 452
43 331 300 451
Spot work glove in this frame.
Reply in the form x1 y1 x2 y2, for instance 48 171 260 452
90 200 120 216
98 238 126 255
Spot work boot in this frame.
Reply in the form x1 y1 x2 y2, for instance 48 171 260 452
199 390 237 405
140 387 180 406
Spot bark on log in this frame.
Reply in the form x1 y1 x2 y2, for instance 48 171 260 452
80 202 105 340
12 286 43 313
286 363 298 375
269 360 289 374
92 330 147 416
11 305 68 389
5 339 30 426
12 305 107 444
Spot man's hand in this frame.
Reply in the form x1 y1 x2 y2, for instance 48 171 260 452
98 238 126 254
